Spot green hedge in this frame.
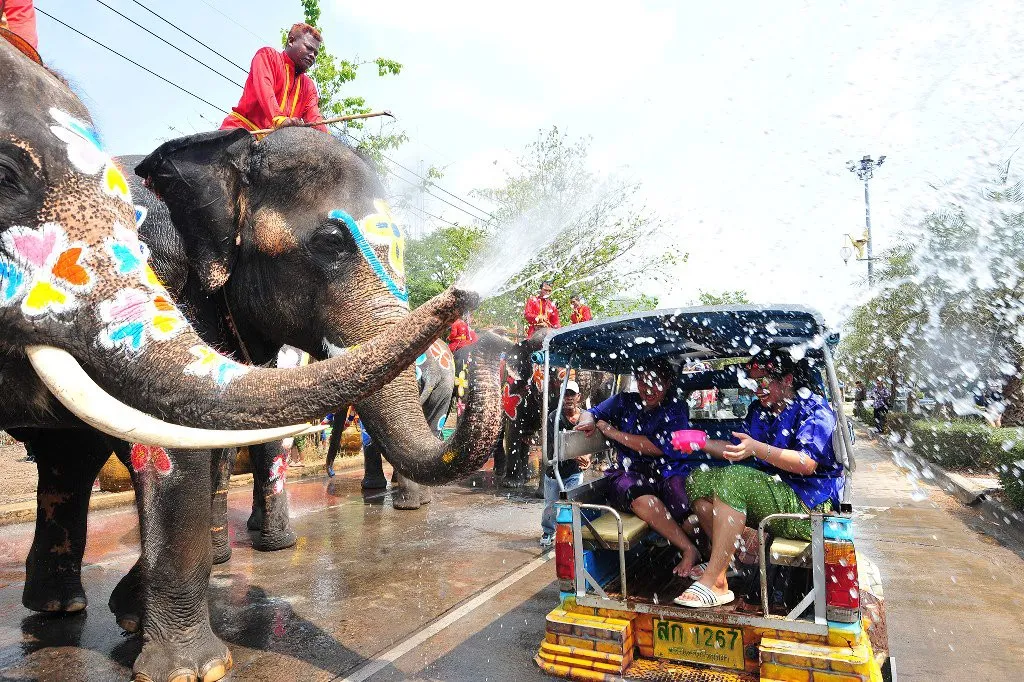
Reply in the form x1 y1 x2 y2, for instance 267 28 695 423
907 420 1024 511
908 420 1000 470
991 433 1024 511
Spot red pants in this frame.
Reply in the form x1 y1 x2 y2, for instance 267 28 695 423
2 0 38 49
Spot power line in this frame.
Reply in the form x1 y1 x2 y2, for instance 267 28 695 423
90 0 244 88
44 4 498 226
37 8 229 115
197 0 266 44
128 0 250 75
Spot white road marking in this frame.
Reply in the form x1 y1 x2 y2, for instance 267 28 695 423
338 551 554 681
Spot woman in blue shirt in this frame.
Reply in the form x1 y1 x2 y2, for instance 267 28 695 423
675 357 842 608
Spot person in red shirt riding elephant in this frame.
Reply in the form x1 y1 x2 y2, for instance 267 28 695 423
221 23 329 136
569 293 592 324
524 281 560 338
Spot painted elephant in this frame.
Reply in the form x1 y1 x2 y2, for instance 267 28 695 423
113 127 504 555
1 39 497 682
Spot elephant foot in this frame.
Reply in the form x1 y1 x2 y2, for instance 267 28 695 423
210 534 232 566
22 567 87 614
109 565 144 633
419 487 432 505
392 487 422 510
361 475 388 490
252 527 297 552
133 629 232 682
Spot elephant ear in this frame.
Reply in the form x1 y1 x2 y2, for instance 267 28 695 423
135 129 253 293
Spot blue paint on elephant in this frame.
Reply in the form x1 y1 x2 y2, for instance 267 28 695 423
327 209 409 303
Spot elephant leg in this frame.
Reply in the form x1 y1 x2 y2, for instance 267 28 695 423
361 439 388 489
19 427 110 614
391 471 423 510
109 559 144 633
132 447 232 682
210 448 234 565
248 441 296 552
502 429 533 488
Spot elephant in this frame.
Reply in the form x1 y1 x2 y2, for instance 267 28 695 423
110 126 504 555
1 39 499 682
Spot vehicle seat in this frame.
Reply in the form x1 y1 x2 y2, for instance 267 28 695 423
769 537 811 567
581 511 650 550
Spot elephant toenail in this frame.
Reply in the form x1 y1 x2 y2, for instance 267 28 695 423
199 649 232 681
167 669 197 682
64 597 87 613
43 600 62 612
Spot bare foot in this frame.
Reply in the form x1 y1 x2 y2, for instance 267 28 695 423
698 575 732 596
672 545 700 577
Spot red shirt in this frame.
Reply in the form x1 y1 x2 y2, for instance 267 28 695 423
221 47 328 134
570 304 592 324
448 319 478 353
524 296 560 338
2 0 37 49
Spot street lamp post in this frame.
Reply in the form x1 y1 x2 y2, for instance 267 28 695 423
845 154 886 286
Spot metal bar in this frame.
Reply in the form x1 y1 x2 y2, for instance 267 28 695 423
824 346 857 474
811 514 827 625
552 357 573 493
758 513 813 618
579 513 613 551
572 504 586 597
541 349 550 488
582 567 609 600
579 503 628 600
785 589 816 621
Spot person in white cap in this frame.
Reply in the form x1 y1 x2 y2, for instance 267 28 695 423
540 379 590 546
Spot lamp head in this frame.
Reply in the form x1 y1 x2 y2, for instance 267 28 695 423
840 246 853 264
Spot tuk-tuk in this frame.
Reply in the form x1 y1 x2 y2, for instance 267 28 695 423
534 306 893 682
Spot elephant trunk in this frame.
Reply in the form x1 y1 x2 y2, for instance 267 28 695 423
352 332 505 485
60 287 477 432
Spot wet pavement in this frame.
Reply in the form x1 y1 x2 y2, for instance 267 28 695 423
0 435 1020 681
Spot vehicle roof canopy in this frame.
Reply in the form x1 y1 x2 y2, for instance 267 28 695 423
544 305 829 374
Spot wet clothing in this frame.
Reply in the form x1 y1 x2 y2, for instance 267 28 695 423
447 319 478 353
221 47 328 135
608 470 691 522
685 465 831 540
524 295 560 338
870 385 890 410
588 392 693 477
745 392 842 510
570 304 593 324
1 0 37 49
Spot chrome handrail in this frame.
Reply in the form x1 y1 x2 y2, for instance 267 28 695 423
577 503 628 600
757 513 813 618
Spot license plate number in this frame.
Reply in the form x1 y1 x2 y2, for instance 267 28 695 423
652 619 745 670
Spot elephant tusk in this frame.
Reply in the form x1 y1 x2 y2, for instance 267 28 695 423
26 345 322 449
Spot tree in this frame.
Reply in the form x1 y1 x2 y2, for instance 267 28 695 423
459 126 684 329
838 178 1024 424
696 290 751 306
406 224 488 309
289 1 406 162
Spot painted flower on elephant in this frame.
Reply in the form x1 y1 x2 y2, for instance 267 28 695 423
49 108 107 175
428 339 453 370
49 108 133 205
184 345 250 387
502 382 522 420
327 203 408 304
130 443 173 476
0 223 93 317
269 454 288 494
98 288 185 352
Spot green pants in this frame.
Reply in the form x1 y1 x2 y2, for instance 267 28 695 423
685 465 829 540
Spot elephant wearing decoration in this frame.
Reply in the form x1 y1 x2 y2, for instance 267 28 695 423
111 127 504 556
0 38 494 682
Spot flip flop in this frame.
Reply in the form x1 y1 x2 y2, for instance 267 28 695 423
674 582 735 609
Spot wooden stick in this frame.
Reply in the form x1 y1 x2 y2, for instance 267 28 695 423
249 110 393 135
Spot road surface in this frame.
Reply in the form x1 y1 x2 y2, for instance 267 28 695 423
0 433 1021 680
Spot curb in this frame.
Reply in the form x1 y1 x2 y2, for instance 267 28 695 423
860 423 1024 539
0 453 365 527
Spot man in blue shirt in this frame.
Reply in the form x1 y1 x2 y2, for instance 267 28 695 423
576 362 699 577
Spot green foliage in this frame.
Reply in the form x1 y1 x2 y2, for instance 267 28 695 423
837 178 1024 426
697 290 751 306
406 225 489 309
439 126 684 329
908 419 1003 470
287 1 406 161
994 440 1024 510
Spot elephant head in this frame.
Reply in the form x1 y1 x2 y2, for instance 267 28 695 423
134 127 504 484
0 39 477 455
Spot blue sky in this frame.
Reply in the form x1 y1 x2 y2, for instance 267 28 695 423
37 0 1024 325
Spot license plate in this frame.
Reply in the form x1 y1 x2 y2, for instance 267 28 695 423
652 619 745 670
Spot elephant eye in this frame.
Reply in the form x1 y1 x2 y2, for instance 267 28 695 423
0 143 45 228
306 217 357 271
